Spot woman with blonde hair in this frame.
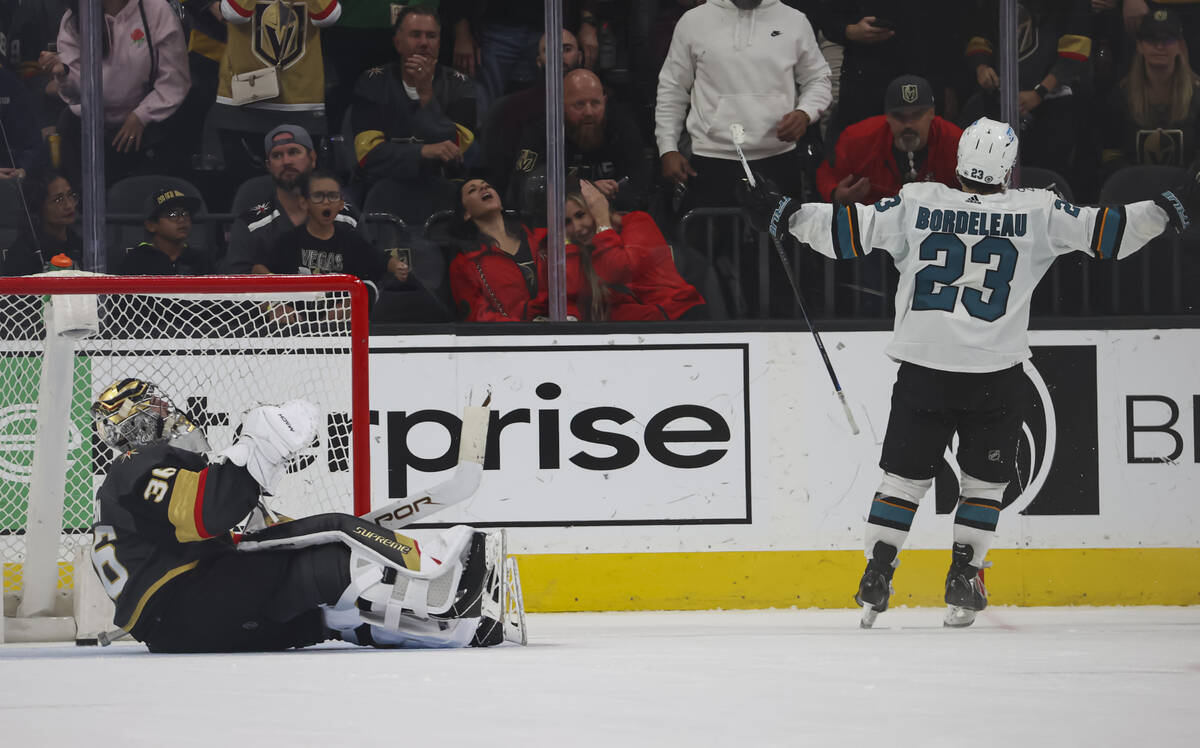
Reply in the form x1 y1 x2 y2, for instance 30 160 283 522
527 180 652 322
1101 9 1200 175
560 181 706 321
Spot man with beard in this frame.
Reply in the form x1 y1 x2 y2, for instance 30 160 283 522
816 75 963 205
482 28 584 199
222 125 360 272
814 75 962 316
507 68 651 212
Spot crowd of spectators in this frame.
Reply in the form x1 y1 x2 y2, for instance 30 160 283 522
0 0 1196 320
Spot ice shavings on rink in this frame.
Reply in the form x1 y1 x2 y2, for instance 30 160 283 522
3 606 1199 747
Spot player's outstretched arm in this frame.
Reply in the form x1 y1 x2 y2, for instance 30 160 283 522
734 173 802 245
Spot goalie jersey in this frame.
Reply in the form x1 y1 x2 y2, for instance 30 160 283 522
91 444 262 637
784 182 1171 372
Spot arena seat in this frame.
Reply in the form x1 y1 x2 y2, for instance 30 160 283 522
0 178 27 252
363 184 452 322
1017 166 1075 203
1094 165 1187 315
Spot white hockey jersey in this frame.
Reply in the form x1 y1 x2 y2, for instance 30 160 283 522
785 182 1171 372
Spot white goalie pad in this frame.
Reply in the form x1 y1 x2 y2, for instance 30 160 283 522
238 517 475 619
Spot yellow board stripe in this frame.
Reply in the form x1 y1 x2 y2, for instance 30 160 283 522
167 469 205 543
515 548 1200 612
121 561 199 632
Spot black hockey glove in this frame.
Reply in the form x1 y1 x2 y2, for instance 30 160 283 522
735 172 801 244
1153 162 1200 234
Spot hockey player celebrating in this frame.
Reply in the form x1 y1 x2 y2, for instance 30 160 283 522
737 117 1199 628
88 378 523 652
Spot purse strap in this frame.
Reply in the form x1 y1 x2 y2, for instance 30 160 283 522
472 257 510 318
136 0 158 96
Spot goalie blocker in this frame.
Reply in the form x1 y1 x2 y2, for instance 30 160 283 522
87 378 524 652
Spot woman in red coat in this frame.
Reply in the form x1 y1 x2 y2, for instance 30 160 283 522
562 182 707 321
524 182 628 321
446 179 544 321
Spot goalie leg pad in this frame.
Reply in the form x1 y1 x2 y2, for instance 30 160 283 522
241 514 482 618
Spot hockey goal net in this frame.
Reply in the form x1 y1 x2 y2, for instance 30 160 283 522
0 273 370 638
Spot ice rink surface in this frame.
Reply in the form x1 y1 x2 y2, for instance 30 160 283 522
3 606 1198 747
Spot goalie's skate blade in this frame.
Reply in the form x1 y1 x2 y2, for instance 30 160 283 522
503 557 527 645
860 604 880 629
944 605 978 628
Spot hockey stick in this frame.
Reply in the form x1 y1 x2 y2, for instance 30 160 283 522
731 124 860 435
362 391 492 531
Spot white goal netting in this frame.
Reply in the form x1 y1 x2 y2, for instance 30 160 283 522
0 274 370 613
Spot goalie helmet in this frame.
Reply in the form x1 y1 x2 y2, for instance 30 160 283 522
956 117 1019 187
91 378 207 452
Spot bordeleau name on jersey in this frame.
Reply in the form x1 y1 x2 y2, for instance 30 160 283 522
914 207 1028 238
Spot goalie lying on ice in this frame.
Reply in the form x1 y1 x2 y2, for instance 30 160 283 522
87 378 524 653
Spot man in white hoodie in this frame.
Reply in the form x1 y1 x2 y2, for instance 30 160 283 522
656 0 831 211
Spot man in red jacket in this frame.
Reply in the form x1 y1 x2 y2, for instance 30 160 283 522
817 75 962 205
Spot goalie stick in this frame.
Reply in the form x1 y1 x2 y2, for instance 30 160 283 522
362 392 492 531
730 124 860 435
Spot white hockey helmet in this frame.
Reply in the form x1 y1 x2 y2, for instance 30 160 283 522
956 117 1019 187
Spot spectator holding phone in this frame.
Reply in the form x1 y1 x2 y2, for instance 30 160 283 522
810 1 966 137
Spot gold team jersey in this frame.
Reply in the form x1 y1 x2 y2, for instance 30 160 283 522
217 0 341 111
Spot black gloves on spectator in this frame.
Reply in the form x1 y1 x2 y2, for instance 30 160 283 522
1153 161 1200 234
735 172 801 245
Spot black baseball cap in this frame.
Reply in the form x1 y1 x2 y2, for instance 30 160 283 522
144 188 201 219
1137 9 1184 41
884 75 935 114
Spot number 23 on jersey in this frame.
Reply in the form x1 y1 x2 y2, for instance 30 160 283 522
912 233 1018 322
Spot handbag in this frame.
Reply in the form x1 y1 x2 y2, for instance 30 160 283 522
230 66 281 106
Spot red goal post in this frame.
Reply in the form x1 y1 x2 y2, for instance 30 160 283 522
0 273 371 641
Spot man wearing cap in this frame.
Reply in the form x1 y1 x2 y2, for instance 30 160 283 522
817 75 963 205
222 124 360 273
117 188 215 275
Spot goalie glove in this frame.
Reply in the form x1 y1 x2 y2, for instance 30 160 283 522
211 400 320 494
734 171 802 246
1152 161 1200 234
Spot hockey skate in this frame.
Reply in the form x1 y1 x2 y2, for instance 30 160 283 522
943 543 988 628
855 542 898 629
472 530 527 646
